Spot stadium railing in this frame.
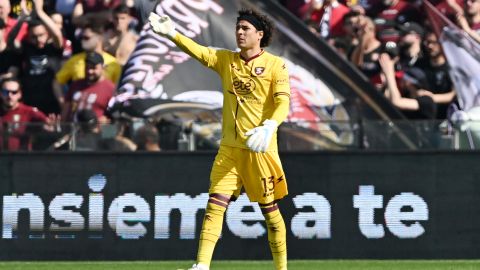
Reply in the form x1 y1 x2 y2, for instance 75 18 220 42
1 119 478 152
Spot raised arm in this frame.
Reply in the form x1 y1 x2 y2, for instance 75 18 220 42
72 2 84 24
33 0 63 48
456 13 480 44
148 13 219 69
6 0 29 49
379 53 420 111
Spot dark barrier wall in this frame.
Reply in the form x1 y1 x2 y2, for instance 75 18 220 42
1 152 480 260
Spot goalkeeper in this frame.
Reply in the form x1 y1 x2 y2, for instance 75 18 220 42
150 8 290 270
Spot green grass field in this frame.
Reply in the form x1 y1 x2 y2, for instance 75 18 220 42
1 260 480 270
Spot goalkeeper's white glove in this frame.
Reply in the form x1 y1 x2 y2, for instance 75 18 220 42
245 119 278 153
148 12 177 38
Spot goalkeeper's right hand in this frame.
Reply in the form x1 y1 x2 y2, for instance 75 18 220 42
148 13 177 38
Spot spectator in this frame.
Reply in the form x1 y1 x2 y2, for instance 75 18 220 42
397 22 425 70
416 31 456 119
0 0 27 44
367 0 420 45
56 109 136 151
0 77 52 151
17 0 64 115
98 119 137 151
54 0 76 54
124 0 156 30
62 52 115 123
72 0 120 25
455 0 480 43
379 54 437 119
0 18 19 80
104 4 138 66
70 108 101 151
55 21 121 88
134 123 160 151
366 0 420 25
350 16 386 89
341 10 363 56
436 0 465 21
304 0 350 39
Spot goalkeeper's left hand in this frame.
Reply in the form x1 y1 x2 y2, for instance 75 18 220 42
148 12 177 38
245 119 278 153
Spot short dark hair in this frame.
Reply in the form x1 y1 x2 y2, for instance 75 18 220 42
27 19 44 29
113 4 131 15
83 22 105 35
134 124 160 150
237 9 275 48
85 52 104 66
343 10 361 24
76 109 98 132
398 22 425 37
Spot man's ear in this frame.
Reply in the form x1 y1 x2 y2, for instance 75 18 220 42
258 30 264 40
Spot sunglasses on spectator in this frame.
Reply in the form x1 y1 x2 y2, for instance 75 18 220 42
1 89 20 96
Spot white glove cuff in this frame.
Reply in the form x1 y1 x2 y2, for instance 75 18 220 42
167 29 177 39
263 119 278 128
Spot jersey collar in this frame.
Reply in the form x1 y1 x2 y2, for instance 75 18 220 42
240 49 265 64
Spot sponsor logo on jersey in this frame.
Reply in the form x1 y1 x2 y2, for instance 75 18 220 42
233 77 256 95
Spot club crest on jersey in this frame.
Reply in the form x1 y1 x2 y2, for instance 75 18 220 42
254 67 265 75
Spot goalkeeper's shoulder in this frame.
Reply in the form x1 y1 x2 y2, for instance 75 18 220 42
263 51 288 69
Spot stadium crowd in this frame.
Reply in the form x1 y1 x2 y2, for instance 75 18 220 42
0 0 478 151
280 0 479 120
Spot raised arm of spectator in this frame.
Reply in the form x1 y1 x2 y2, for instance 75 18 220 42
446 0 464 16
456 13 480 43
72 1 84 25
350 38 365 67
6 0 29 49
350 17 368 67
301 0 323 21
446 0 480 43
60 86 72 122
52 80 65 108
379 53 420 111
43 114 60 132
33 0 63 48
123 0 134 7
